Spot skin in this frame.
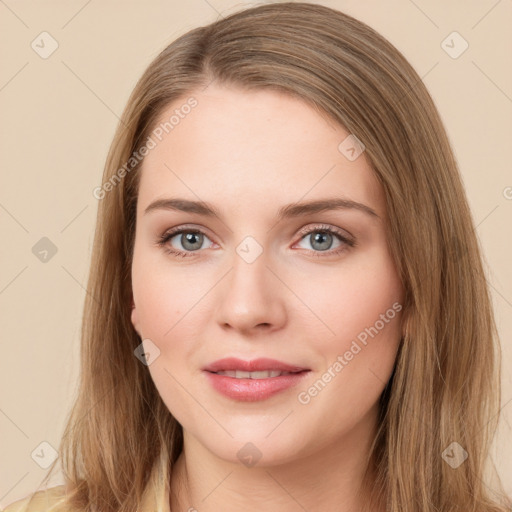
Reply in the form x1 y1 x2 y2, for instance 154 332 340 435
130 84 404 512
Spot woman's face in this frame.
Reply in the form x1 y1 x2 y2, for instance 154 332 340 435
131 84 405 465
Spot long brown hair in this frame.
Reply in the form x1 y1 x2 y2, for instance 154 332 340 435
34 2 510 511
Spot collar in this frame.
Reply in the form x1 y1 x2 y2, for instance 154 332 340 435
139 446 171 512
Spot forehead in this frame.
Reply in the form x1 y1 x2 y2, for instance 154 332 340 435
137 85 385 220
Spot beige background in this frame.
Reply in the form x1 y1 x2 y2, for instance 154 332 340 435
1 0 511 507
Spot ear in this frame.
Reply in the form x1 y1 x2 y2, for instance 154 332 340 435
131 300 141 338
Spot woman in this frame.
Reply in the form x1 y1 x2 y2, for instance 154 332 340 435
4 2 510 511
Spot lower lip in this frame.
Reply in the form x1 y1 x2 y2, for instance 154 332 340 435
203 371 310 401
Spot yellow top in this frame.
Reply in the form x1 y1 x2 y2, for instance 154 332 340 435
1 448 171 512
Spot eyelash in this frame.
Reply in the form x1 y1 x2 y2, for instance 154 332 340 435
156 224 356 259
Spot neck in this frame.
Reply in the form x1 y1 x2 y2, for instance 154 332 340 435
170 406 386 512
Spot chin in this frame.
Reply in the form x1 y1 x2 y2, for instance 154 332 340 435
196 428 312 468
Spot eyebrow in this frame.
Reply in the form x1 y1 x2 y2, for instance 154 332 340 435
144 197 380 221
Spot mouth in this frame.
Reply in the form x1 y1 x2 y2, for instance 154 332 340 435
202 357 311 401
203 356 309 374
211 369 304 379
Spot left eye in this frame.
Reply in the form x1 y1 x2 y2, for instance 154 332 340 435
295 230 344 252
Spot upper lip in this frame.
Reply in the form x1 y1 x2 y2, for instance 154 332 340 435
203 357 309 373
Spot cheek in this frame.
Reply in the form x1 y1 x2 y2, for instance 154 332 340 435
297 248 401 366
295 252 403 429
294 244 403 349
132 248 207 340
131 250 211 400
132 254 207 424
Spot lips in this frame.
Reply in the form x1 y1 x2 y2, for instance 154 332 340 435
202 357 311 401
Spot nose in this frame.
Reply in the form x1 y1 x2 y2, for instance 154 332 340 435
214 247 287 336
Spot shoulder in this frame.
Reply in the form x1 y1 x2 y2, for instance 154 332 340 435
1 486 69 512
